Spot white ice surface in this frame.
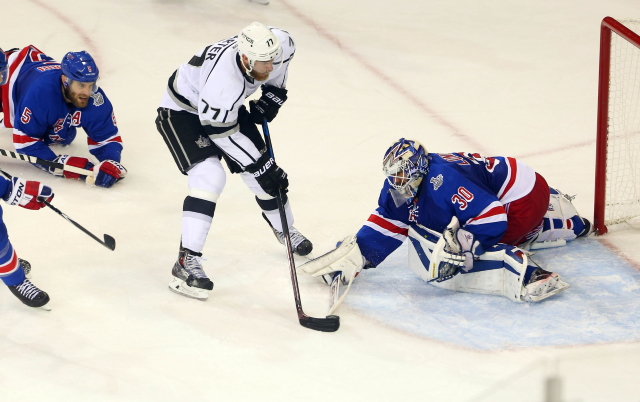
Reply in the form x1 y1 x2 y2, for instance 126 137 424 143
1 0 640 401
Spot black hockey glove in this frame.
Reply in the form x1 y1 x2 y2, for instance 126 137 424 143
249 85 288 124
246 152 289 197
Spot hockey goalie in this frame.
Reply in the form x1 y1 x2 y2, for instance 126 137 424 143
300 138 591 303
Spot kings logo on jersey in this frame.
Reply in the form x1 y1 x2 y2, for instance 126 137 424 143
195 135 211 148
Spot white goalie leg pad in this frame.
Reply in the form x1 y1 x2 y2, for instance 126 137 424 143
532 188 584 250
298 234 363 284
409 226 543 302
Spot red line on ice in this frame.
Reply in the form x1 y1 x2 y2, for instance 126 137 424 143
26 0 99 60
279 0 487 153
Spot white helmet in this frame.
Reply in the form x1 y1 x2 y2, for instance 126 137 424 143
237 21 281 73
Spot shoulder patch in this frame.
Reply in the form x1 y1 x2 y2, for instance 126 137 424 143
430 174 443 190
91 92 104 107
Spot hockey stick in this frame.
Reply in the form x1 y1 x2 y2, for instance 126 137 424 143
0 148 95 177
262 119 340 332
0 168 116 251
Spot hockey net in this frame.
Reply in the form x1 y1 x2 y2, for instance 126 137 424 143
594 17 640 235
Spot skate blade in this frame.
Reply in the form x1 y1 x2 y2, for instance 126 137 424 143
525 280 570 302
168 278 209 301
39 303 51 311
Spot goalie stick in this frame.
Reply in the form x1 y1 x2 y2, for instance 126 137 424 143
0 168 115 251
262 120 340 332
0 148 95 177
328 270 356 315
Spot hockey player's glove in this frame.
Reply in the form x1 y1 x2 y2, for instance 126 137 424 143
92 160 127 188
3 177 54 210
249 85 288 124
246 152 289 197
49 155 94 181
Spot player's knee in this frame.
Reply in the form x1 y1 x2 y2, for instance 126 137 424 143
188 157 226 195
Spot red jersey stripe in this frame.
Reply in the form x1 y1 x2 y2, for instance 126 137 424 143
367 214 409 236
500 157 518 199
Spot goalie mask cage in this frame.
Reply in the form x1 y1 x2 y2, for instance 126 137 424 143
594 17 640 235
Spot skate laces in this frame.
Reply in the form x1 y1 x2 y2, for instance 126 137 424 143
183 254 208 279
14 280 41 300
275 227 307 249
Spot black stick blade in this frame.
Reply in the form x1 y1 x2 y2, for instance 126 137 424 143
103 235 116 251
299 314 340 332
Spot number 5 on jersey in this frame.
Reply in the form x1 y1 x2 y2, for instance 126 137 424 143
21 107 32 124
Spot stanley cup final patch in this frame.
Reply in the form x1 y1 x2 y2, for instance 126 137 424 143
430 174 443 190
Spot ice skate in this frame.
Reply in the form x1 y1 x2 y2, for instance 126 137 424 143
168 248 213 300
272 226 313 256
18 258 31 279
578 217 592 237
522 268 569 302
8 278 50 310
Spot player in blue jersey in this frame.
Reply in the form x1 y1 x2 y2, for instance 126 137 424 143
0 175 54 309
0 46 126 188
301 138 590 303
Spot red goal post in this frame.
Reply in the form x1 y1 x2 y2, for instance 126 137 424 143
593 17 640 235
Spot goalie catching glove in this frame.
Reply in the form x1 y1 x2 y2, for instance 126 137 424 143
245 152 288 197
3 177 54 210
249 85 288 124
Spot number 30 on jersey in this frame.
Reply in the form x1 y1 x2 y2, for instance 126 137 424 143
451 186 474 210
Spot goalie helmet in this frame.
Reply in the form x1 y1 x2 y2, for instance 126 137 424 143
0 48 8 86
61 51 99 93
237 21 281 73
382 138 429 200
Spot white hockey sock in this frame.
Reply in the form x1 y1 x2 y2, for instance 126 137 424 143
182 196 216 253
258 196 294 232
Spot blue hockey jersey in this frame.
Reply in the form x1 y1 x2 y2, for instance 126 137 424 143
1 46 122 163
356 152 536 267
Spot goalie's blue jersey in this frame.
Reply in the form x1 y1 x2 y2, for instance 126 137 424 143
1 46 122 162
356 152 536 267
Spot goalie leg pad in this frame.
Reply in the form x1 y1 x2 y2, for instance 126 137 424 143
408 225 568 302
532 188 589 249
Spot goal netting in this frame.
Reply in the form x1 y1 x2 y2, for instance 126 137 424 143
594 17 640 234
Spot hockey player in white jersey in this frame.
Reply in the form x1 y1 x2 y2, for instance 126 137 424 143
300 139 591 304
156 22 311 300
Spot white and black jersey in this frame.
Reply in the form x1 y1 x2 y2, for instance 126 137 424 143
159 27 295 170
